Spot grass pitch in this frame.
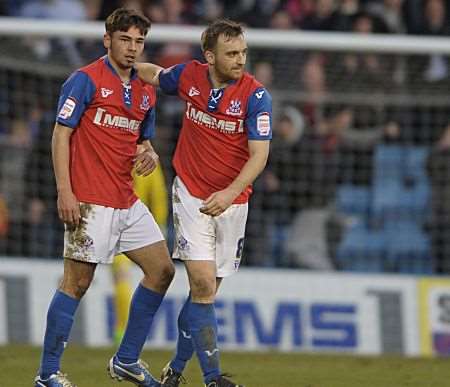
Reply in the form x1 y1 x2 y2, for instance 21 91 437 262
2 345 449 387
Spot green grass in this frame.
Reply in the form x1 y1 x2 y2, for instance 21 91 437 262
2 345 449 387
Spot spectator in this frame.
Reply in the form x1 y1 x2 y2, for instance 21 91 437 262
0 193 8 255
367 0 407 34
283 0 316 27
0 118 32 256
336 106 401 184
191 0 224 24
275 106 341 270
96 0 142 20
403 0 424 33
262 106 307 266
20 0 86 28
366 0 409 85
270 9 295 29
337 0 361 31
329 12 390 93
284 104 401 269
241 0 284 28
253 61 274 88
419 0 449 84
244 60 275 266
301 0 342 31
299 53 327 127
25 111 63 258
420 0 449 36
427 124 450 273
20 0 88 66
0 1 7 15
4 0 29 16
145 0 195 68
144 1 166 23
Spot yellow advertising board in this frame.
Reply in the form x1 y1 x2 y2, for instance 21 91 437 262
419 278 450 356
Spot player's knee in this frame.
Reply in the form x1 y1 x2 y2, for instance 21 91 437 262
148 260 174 290
190 277 215 300
63 277 91 299
75 277 92 298
158 261 175 288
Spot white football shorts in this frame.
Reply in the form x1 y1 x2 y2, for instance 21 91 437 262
172 176 248 277
64 199 164 264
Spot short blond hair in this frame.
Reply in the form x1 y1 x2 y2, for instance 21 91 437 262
201 19 244 52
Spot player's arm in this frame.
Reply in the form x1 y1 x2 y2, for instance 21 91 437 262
200 87 272 217
134 139 159 176
53 70 95 225
136 99 159 176
137 63 186 95
52 123 80 225
200 140 269 217
135 63 163 86
230 139 270 192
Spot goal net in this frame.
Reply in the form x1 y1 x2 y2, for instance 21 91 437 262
0 17 449 275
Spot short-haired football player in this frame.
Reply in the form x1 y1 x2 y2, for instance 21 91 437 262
137 19 272 387
34 8 174 387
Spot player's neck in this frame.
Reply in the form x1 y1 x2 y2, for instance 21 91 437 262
108 54 132 82
208 68 230 89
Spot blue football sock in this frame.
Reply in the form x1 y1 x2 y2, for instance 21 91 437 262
189 302 220 383
170 294 194 373
40 290 79 379
116 283 163 364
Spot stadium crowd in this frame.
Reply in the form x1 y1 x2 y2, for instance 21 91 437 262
0 0 449 275
0 0 449 36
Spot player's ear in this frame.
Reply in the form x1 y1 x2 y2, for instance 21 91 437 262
204 50 215 65
104 33 111 49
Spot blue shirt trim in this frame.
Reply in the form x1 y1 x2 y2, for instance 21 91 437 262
56 71 96 128
158 63 186 95
139 107 156 141
246 87 273 140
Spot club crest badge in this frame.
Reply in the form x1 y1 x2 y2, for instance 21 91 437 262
140 95 150 111
226 99 242 116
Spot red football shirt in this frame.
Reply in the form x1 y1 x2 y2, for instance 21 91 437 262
56 56 156 208
159 61 272 204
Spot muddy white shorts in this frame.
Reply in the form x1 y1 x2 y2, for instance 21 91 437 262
172 177 248 277
64 199 164 264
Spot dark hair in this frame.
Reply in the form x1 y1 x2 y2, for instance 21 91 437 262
201 19 244 52
105 8 151 36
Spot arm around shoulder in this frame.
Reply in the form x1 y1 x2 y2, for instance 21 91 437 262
135 62 163 86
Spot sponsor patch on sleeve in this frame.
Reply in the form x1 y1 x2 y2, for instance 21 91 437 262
256 112 271 136
58 98 76 120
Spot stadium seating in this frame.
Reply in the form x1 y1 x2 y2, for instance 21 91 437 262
373 144 405 182
372 145 430 223
336 144 433 273
335 184 371 217
384 220 434 274
336 221 386 272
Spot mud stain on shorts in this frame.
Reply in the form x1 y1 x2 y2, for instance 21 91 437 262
65 203 95 262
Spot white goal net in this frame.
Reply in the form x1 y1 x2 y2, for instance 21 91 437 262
0 17 449 275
